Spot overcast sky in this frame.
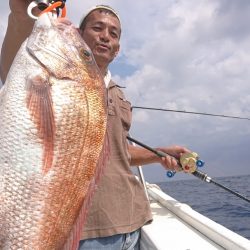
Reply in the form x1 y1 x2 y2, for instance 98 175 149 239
0 0 249 183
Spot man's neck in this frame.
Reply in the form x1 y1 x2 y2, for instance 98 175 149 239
97 63 108 77
104 70 111 87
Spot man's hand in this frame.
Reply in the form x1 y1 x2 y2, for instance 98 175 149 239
0 0 36 83
158 145 190 172
9 0 33 15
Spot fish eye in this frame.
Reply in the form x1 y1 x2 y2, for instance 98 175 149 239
80 48 93 63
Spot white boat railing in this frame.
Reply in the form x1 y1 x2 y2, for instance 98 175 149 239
129 135 250 249
145 184 250 250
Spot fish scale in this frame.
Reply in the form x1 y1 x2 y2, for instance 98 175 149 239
0 13 109 250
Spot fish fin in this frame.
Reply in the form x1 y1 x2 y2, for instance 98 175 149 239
0 84 6 104
62 130 110 250
0 84 5 94
26 73 55 174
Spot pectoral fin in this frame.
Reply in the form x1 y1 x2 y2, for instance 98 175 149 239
26 72 55 174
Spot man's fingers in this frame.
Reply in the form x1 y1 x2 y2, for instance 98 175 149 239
161 156 181 171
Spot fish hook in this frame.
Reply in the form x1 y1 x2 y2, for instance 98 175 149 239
27 0 49 19
27 1 40 19
27 0 66 20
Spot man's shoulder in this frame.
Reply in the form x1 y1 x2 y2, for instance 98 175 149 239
109 79 126 89
109 79 130 101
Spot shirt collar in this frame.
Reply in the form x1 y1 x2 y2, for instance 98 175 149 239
104 70 111 88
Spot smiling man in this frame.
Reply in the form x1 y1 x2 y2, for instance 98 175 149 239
77 7 154 249
0 2 190 249
79 6 121 77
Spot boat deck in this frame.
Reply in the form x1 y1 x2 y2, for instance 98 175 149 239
140 184 250 250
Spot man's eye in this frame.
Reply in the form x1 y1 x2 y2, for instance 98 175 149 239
93 26 101 31
111 32 118 38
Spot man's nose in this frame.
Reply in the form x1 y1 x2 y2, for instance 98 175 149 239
100 29 110 42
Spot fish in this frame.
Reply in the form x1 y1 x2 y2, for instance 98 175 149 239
0 13 109 250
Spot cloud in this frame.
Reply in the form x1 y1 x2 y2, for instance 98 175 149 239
114 0 250 182
0 3 8 46
118 1 250 120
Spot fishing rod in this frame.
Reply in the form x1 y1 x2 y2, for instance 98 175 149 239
132 106 250 121
127 135 250 204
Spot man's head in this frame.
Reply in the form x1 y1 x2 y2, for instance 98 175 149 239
79 5 121 73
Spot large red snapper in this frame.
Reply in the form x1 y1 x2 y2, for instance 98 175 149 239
0 13 109 250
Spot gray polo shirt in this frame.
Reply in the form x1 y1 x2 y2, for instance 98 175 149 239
81 80 152 239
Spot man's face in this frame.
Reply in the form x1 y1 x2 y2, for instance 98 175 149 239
80 10 121 68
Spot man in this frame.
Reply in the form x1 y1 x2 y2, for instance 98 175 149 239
0 1 190 249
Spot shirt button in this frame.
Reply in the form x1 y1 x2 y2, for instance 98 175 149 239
109 98 113 103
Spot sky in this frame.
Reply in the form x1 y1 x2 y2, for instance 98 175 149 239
0 0 249 183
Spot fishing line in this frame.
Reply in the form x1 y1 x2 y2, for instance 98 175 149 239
132 106 250 121
127 135 250 204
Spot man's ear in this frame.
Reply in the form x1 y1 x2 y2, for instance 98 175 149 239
114 44 120 57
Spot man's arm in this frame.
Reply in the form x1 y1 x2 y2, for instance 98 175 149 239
0 0 36 83
128 144 189 171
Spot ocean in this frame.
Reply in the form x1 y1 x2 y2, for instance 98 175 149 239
156 174 250 240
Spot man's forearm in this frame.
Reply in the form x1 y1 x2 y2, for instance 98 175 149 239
129 145 162 166
128 143 189 172
0 11 35 83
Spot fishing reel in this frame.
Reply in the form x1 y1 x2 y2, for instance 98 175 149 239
166 152 205 178
27 0 66 19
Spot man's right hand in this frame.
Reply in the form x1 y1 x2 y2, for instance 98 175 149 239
9 0 33 15
0 0 36 83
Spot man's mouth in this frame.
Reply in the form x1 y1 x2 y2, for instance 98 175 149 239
96 43 110 50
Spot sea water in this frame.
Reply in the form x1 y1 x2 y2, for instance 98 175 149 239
157 174 250 240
